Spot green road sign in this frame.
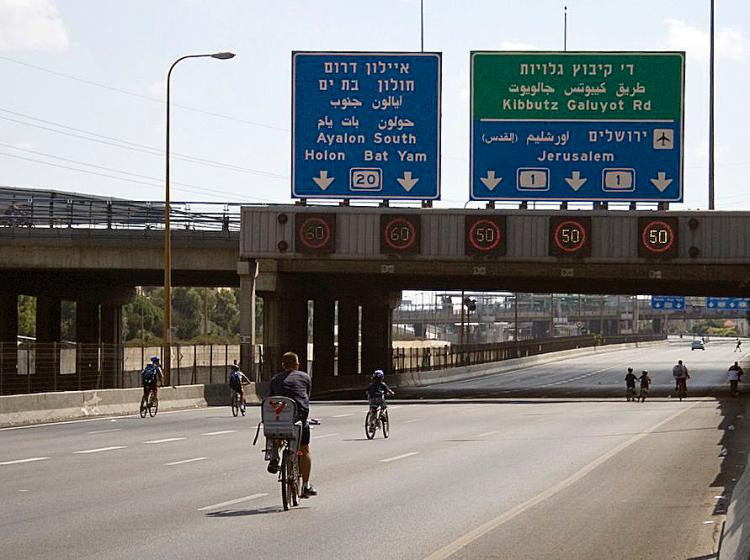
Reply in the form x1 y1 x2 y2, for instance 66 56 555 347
471 51 685 201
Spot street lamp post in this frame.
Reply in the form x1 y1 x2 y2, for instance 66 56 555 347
164 51 234 385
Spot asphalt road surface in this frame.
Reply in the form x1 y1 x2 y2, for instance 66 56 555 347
2 339 748 560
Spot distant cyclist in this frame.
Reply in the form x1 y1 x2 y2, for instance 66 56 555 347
672 360 689 395
624 368 638 402
141 356 164 402
228 363 250 406
366 369 395 412
736 339 743 353
638 370 652 403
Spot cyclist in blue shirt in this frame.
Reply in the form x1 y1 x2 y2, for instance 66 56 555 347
228 363 250 407
141 356 163 402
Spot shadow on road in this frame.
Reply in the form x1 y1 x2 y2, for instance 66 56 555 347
205 505 311 517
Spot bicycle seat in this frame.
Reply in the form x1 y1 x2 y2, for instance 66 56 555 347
261 397 298 439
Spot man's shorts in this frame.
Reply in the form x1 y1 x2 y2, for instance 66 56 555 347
298 411 311 446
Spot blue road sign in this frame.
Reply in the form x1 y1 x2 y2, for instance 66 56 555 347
470 52 684 201
292 52 441 200
707 297 750 310
650 296 685 310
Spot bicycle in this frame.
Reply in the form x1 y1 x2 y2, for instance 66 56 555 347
253 396 303 511
230 385 246 417
365 397 390 440
139 387 158 418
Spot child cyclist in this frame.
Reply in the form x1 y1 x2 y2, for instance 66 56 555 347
366 369 395 416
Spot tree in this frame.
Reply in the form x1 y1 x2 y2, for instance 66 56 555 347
122 292 163 342
213 288 240 336
18 295 35 337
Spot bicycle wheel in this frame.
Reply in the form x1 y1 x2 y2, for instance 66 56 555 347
240 399 246 417
148 395 158 417
382 409 389 439
231 394 239 417
365 411 376 439
280 450 292 511
139 396 147 418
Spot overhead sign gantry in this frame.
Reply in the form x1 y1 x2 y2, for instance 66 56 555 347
470 51 685 202
292 52 441 200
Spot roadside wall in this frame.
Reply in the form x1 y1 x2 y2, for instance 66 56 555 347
0 382 263 427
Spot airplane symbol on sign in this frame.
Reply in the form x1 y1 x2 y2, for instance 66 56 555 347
652 129 674 150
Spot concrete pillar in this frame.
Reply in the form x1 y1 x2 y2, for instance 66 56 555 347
76 301 100 386
260 292 308 382
101 303 122 389
36 296 62 392
312 296 335 387
0 294 18 394
238 261 258 381
361 295 393 376
413 323 425 338
337 299 359 375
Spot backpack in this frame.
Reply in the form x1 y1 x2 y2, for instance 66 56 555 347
230 371 242 387
142 364 157 383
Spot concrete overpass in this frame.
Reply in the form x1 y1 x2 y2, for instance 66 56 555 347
240 205 750 384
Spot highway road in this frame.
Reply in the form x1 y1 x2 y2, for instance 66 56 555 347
402 337 749 399
1 340 748 559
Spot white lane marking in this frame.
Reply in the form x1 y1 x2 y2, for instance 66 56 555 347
201 430 237 436
405 418 423 424
144 437 186 444
476 431 499 438
423 403 697 560
165 457 207 466
1 457 50 465
312 433 339 440
74 446 126 454
198 493 268 511
331 414 352 418
87 428 122 434
18 489 29 492
380 452 419 463
388 406 402 410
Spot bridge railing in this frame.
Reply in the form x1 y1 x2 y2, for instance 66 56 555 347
391 334 666 374
0 195 242 232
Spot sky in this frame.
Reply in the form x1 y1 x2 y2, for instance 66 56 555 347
0 0 748 210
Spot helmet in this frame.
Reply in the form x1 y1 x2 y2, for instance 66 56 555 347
373 369 384 379
150 356 160 363
642 370 648 374
627 367 633 373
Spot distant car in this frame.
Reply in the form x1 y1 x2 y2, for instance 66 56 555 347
691 340 705 351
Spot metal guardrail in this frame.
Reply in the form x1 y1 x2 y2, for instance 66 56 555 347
391 334 667 374
0 193 242 232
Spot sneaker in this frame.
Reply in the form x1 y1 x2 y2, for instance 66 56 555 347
301 484 317 498
267 458 279 474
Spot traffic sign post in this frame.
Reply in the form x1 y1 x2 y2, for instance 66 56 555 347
292 52 441 200
470 52 684 201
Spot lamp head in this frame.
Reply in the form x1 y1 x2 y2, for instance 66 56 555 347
211 51 235 60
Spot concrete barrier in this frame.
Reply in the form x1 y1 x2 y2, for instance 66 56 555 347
0 382 261 427
314 339 667 396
